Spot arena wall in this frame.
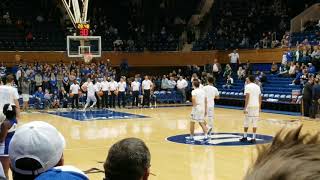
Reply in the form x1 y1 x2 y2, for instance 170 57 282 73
0 48 283 66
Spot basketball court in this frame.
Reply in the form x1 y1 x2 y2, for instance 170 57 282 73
18 106 313 180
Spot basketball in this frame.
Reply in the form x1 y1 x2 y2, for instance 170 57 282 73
69 93 74 97
98 91 104 97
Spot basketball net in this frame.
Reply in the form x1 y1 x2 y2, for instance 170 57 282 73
83 53 93 63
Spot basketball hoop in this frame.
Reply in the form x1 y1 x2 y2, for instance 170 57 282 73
83 53 93 63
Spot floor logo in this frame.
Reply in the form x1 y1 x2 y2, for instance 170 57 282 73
48 110 148 121
167 133 273 146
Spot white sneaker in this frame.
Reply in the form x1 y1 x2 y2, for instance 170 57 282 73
185 136 194 141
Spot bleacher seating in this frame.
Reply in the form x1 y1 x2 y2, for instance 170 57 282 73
290 32 319 45
217 75 301 103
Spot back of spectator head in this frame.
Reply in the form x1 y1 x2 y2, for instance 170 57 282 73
104 138 151 180
9 121 65 180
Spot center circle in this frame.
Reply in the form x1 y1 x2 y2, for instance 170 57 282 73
166 133 273 146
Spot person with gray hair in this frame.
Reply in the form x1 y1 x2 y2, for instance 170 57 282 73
104 138 151 180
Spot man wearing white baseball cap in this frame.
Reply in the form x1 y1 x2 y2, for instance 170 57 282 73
9 121 66 180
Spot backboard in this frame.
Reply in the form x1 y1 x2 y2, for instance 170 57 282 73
66 35 101 58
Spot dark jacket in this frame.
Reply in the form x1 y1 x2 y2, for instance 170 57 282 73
303 82 313 100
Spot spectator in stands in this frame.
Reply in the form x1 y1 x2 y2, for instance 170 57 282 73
302 46 311 63
21 78 31 112
113 37 124 51
279 63 289 77
223 75 233 89
44 89 52 108
167 76 176 91
244 61 253 76
281 51 288 66
300 69 309 85
104 138 151 180
25 32 34 43
3 12 11 24
295 46 302 63
223 64 232 78
244 126 320 180
237 66 246 80
212 58 221 81
257 72 267 84
177 76 188 103
34 87 45 108
35 72 43 90
288 62 296 78
9 121 66 180
161 75 169 90
302 77 314 117
228 50 240 72
308 63 316 75
311 46 320 69
270 62 278 74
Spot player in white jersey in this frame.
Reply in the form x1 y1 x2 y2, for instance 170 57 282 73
69 80 80 109
83 78 97 111
188 79 208 141
203 77 219 135
0 75 20 122
240 75 262 144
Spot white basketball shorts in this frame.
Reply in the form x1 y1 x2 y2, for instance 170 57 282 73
244 107 260 128
191 105 205 122
86 95 97 103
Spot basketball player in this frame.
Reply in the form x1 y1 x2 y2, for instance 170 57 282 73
240 75 261 143
117 77 127 108
70 80 80 109
94 78 102 109
83 78 97 111
109 78 118 108
188 79 208 141
203 77 219 135
131 77 141 107
0 75 20 121
142 76 153 108
101 76 109 109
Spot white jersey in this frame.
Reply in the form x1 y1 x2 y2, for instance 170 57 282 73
101 81 109 91
191 88 206 109
87 82 95 97
244 83 261 108
142 80 152 90
131 81 140 91
70 84 80 94
94 82 102 92
203 85 219 108
0 85 19 121
109 81 118 91
118 82 126 92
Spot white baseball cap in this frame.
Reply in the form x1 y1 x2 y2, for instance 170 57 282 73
9 121 66 175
